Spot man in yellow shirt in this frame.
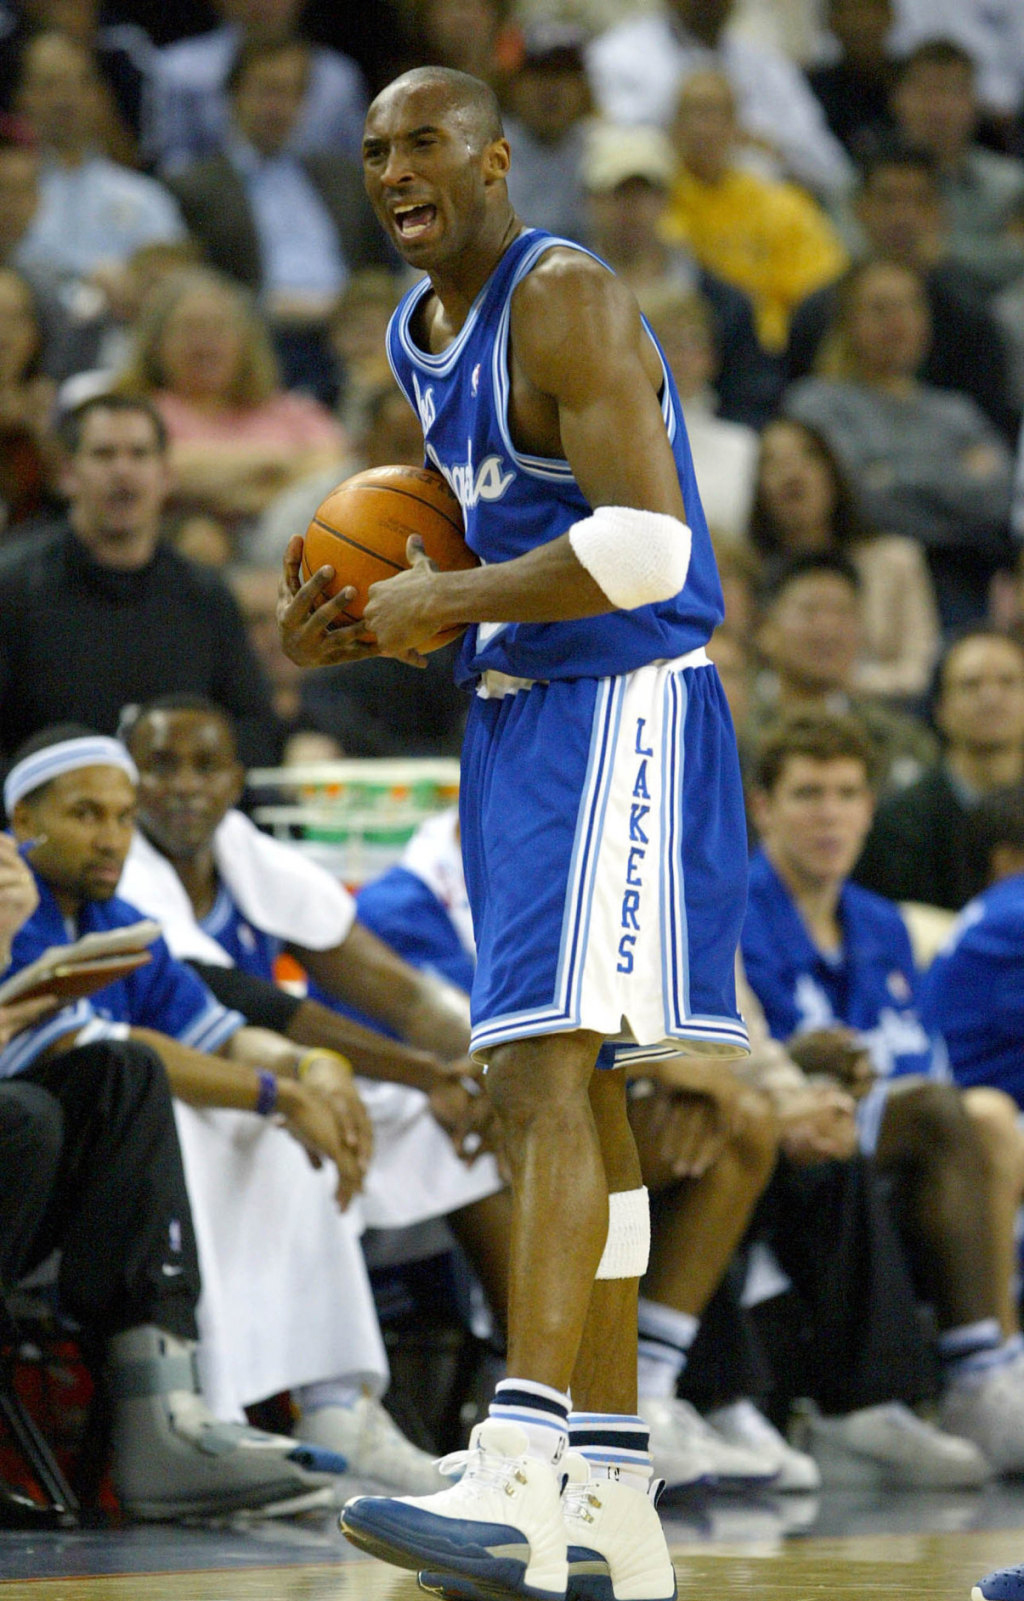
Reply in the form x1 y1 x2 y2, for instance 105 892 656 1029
661 70 848 353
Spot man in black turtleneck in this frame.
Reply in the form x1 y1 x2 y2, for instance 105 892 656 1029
0 394 281 768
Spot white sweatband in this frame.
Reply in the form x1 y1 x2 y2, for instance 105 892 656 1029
568 506 691 611
4 736 138 814
595 1185 650 1280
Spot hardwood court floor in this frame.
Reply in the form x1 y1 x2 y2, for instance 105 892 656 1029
6 1487 1024 1601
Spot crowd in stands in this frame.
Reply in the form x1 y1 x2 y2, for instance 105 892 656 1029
4 0 1024 1532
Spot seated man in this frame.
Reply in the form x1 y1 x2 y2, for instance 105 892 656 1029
2 726 445 1493
855 628 1024 911
117 693 814 1495
921 783 1024 1107
750 552 938 796
743 708 1024 1472
0 832 341 1521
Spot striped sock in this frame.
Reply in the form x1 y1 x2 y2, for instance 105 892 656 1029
569 1411 653 1493
940 1320 1013 1382
489 1378 570 1466
638 1298 699 1399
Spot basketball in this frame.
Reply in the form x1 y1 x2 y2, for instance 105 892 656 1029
301 464 477 652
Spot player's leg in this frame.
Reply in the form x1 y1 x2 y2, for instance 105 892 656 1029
341 1028 606 1600
562 1066 676 1601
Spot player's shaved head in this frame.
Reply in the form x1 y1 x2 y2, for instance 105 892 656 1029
368 66 504 151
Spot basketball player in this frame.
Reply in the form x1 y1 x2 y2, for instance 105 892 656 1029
277 65 749 1601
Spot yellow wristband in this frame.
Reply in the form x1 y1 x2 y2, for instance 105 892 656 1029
297 1048 354 1082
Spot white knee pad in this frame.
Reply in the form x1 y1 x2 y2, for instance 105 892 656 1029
595 1186 650 1280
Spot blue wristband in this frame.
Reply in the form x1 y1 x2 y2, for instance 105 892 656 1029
255 1070 278 1117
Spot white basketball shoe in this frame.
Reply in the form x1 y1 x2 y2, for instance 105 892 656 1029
341 1418 568 1601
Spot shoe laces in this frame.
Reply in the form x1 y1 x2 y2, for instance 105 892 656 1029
876 1403 947 1441
715 1400 782 1448
360 1398 435 1466
436 1441 529 1499
563 1477 604 1524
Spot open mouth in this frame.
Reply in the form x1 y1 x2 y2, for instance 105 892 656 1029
393 203 437 239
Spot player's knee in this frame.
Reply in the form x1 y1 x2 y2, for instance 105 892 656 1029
962 1086 1024 1182
484 1036 597 1130
877 1079 970 1164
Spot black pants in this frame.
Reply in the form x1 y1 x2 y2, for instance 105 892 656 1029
0 1040 200 1343
683 1153 938 1416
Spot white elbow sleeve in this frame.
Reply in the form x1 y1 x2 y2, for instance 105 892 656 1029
568 505 692 611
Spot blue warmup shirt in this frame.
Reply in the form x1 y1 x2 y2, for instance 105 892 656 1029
200 870 474 1037
387 228 724 686
920 873 1024 1104
741 849 935 1081
0 877 243 1080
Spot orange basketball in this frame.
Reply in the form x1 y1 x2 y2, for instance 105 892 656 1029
301 464 476 652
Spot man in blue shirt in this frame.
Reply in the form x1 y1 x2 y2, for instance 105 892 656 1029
2 723 450 1499
921 784 1024 1104
743 708 1024 1475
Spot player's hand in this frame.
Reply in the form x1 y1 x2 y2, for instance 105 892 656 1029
276 1079 366 1209
0 994 60 1048
786 1028 876 1101
629 1082 733 1182
299 1051 374 1180
777 1081 858 1165
0 834 39 950
277 534 383 667
360 538 448 666
429 1059 495 1163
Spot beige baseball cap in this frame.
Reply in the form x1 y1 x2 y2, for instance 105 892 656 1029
582 123 676 193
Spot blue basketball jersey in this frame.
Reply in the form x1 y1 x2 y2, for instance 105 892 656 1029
386 228 724 685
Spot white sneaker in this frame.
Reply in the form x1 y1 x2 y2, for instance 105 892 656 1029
941 1355 1024 1474
299 1396 445 1493
638 1397 778 1492
704 1400 821 1493
420 1453 676 1601
340 1418 568 1600
561 1453 676 1601
799 1401 991 1488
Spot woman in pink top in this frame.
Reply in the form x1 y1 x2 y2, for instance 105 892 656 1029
117 268 348 525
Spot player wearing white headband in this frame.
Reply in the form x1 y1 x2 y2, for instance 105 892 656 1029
1 723 448 1513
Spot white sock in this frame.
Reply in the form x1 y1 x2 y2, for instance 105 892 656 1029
637 1298 699 1399
489 1377 570 1466
569 1411 653 1493
295 1378 365 1415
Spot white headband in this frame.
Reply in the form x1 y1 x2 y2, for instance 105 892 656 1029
4 736 139 815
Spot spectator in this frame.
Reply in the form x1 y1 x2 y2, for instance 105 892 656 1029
326 270 403 434
0 828 341 1521
0 265 58 537
889 39 1024 292
0 0 155 167
743 708 1024 1472
503 24 592 245
4 723 445 1489
749 417 939 701
854 629 1024 910
805 0 897 155
788 143 1016 440
889 0 1024 133
115 268 347 529
751 551 937 792
661 70 849 355
0 132 107 381
921 783 1024 1103
784 257 1015 625
148 0 367 175
164 35 389 396
13 32 184 300
586 0 854 198
638 284 758 543
581 121 779 426
0 394 281 764
406 0 517 85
